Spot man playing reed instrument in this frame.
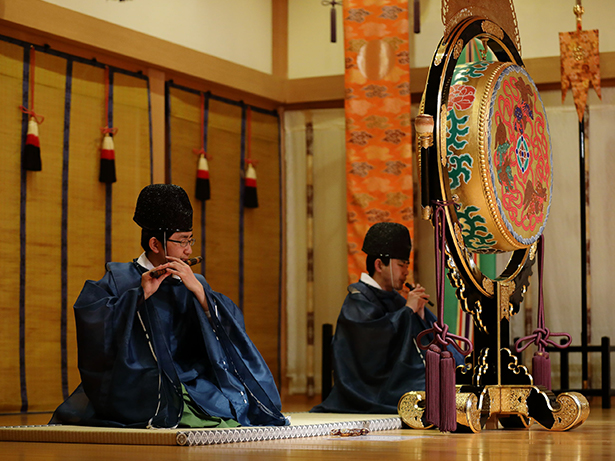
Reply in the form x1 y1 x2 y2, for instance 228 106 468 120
312 222 463 414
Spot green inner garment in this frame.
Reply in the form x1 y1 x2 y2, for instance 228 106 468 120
178 384 241 428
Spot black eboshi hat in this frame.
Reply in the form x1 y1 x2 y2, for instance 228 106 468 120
133 184 193 232
361 222 411 261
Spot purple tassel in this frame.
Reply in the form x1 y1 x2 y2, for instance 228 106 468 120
425 344 441 426
439 350 457 432
532 351 552 389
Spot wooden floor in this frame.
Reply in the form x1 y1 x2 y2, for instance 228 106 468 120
1 396 613 461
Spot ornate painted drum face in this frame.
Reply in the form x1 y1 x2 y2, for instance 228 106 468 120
446 61 552 253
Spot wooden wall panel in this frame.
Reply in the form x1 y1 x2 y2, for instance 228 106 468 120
203 100 242 303
243 111 281 383
168 89 243 305
0 40 27 412
167 86 282 384
66 63 107 393
111 73 152 262
23 51 67 412
0 40 154 412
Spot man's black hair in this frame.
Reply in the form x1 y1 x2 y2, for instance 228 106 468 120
140 229 167 253
366 255 390 277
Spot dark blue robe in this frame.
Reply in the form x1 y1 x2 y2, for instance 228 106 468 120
311 281 463 414
50 260 287 428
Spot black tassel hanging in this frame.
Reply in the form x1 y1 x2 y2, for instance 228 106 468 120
99 130 117 183
195 152 211 201
243 107 258 208
244 161 258 208
23 116 42 171
323 1 340 43
194 93 211 201
414 0 421 34
99 67 117 184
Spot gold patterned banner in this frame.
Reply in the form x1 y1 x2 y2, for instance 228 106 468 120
344 0 413 284
559 29 601 122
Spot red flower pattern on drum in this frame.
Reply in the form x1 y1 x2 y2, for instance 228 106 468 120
447 84 476 111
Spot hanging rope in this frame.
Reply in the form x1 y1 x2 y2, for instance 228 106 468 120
417 199 473 432
417 200 473 355
514 235 571 389
19 46 45 125
20 46 44 171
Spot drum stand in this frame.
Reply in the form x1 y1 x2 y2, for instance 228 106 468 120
399 14 590 431
398 268 590 431
400 113 589 430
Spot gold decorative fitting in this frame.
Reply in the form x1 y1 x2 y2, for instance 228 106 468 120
503 348 530 377
440 104 448 166
573 45 586 62
456 392 482 433
482 278 494 295
479 38 489 61
481 20 504 40
397 392 433 429
529 242 537 260
434 42 447 67
415 114 434 148
499 387 532 414
453 39 464 59
474 300 488 334
421 205 433 221
475 347 490 386
454 222 465 250
498 281 516 321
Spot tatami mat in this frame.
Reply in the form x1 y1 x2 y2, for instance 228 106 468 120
0 413 401 446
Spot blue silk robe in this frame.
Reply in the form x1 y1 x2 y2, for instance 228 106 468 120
50 261 287 428
311 281 463 414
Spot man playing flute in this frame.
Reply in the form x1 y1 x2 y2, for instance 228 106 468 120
51 184 286 428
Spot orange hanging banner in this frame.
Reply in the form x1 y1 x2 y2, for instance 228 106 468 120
344 1 413 284
559 3 601 122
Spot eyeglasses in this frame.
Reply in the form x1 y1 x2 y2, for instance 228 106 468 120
167 237 196 248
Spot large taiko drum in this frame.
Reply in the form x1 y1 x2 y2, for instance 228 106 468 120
445 61 552 253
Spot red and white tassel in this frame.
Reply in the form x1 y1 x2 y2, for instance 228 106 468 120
23 116 42 171
99 132 117 183
196 153 211 201
244 162 258 208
